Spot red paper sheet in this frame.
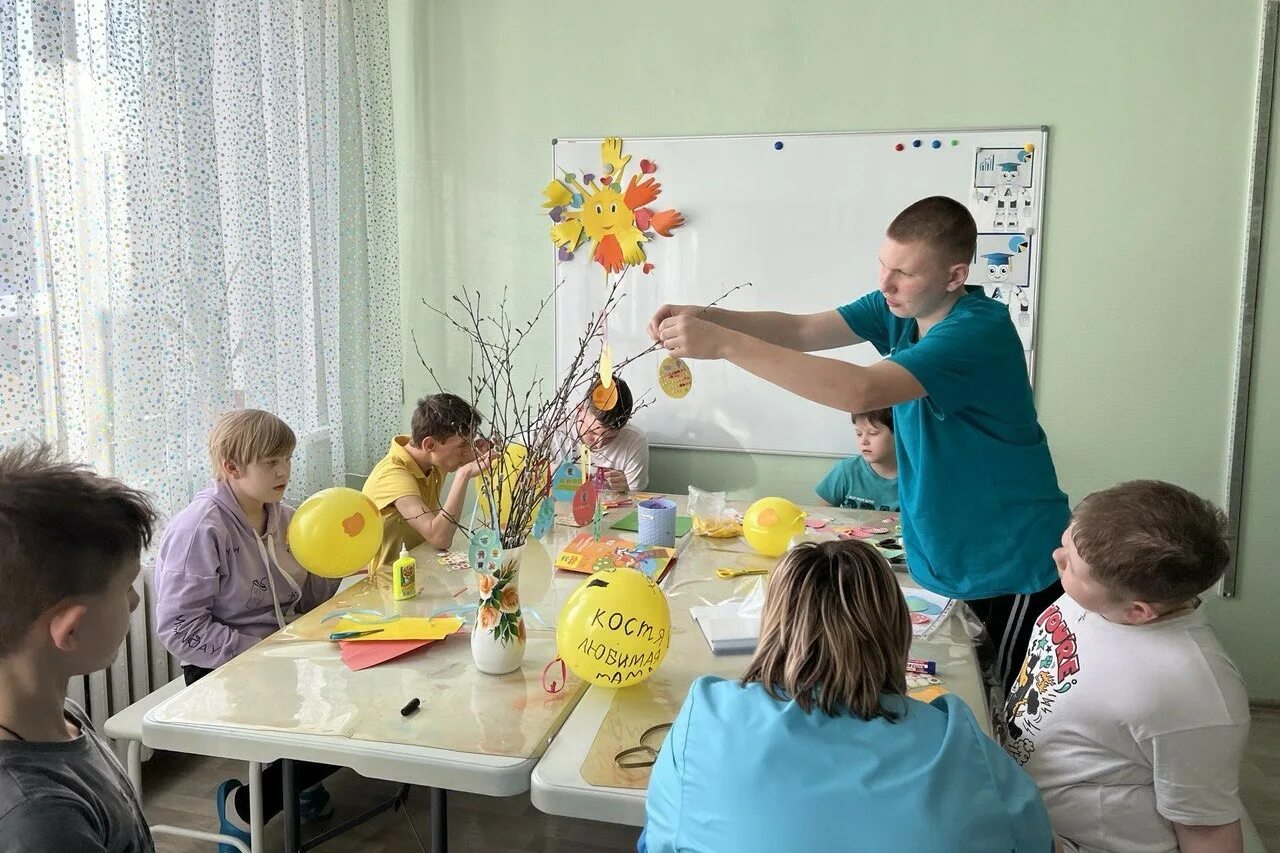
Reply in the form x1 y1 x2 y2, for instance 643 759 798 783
338 638 435 671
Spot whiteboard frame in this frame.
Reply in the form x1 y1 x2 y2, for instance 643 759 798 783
552 127 1050 457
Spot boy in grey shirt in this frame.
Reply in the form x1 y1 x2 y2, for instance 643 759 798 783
0 444 157 852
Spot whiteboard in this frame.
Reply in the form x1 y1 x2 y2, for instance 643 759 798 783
553 128 1048 457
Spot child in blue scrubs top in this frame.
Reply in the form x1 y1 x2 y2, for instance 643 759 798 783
640 540 1053 853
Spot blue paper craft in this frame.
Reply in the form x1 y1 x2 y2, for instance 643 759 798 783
551 460 583 501
532 495 556 539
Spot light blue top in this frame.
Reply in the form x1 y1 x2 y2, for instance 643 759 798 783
816 455 899 511
837 287 1069 598
641 676 1053 853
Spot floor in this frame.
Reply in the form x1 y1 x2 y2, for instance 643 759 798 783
140 751 640 853
142 708 1280 852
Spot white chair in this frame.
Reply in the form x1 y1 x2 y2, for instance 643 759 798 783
105 677 263 853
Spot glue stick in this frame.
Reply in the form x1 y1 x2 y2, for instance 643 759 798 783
392 545 417 601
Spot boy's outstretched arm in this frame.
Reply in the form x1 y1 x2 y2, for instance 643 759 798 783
649 304 863 353
658 315 923 413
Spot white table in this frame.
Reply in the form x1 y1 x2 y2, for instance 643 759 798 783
139 502 627 853
532 502 992 827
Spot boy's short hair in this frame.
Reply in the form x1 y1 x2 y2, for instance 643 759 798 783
886 196 978 267
586 375 634 431
0 444 156 656
209 409 296 479
741 540 910 721
852 407 894 433
411 393 483 445
1073 480 1229 605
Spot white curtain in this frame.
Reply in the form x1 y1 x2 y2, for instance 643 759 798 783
0 0 401 518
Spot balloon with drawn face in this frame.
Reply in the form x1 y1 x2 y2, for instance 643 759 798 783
288 488 382 577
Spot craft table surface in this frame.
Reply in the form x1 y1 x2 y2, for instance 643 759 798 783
141 498 642 796
531 499 991 827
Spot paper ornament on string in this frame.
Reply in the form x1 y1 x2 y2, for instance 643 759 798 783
532 495 556 539
550 460 583 501
572 481 599 527
658 355 693 399
591 499 604 541
592 380 619 411
598 342 613 388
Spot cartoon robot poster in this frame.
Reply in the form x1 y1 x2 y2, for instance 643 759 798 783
972 147 1036 232
975 232 1036 351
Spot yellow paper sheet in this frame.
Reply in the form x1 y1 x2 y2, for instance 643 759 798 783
332 616 463 642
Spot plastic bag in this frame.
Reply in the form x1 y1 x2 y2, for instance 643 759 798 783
689 485 742 537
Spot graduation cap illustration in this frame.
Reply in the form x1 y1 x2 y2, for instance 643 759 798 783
998 162 1021 172
981 252 1014 264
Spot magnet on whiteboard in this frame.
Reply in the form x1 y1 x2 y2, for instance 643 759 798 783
1025 226 1037 237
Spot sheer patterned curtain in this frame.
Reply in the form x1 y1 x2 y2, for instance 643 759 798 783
0 0 401 522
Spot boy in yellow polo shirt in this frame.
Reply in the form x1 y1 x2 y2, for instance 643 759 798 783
363 393 490 568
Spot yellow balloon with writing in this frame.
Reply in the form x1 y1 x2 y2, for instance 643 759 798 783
743 496 807 558
476 444 550 534
557 566 671 688
288 487 383 578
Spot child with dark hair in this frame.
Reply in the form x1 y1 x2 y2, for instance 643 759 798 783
0 444 157 852
572 375 649 492
816 407 898 511
363 392 492 565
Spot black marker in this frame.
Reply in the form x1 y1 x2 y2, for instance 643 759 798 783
400 698 421 717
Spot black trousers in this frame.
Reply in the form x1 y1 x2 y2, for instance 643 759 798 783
965 579 1064 699
182 665 339 822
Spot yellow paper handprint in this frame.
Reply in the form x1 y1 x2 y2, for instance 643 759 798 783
551 218 585 250
601 136 631 180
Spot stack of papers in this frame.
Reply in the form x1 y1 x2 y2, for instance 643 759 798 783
690 601 761 655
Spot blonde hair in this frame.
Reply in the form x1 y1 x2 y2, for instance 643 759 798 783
208 410 296 480
741 540 910 720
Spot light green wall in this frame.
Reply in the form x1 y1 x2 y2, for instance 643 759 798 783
389 1 1280 699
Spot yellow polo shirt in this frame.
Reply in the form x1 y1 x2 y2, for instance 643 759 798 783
362 435 444 570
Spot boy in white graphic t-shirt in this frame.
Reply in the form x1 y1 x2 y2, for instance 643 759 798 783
1004 480 1249 853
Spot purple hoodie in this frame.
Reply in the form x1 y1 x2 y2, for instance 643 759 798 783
153 480 338 669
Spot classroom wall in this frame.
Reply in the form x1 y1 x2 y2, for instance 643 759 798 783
388 1 1280 699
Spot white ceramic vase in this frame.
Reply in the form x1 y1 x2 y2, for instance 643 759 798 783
471 544 527 674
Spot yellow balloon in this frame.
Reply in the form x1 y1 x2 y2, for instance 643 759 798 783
288 487 382 578
475 445 550 534
557 566 671 688
743 496 807 557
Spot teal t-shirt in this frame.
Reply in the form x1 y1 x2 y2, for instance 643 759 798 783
641 676 1053 853
816 456 899 511
837 287 1068 599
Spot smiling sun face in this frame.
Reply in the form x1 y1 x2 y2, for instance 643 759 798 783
545 137 685 275
581 188 634 239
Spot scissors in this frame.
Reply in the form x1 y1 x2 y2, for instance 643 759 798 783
715 566 769 580
614 722 674 769
328 629 384 640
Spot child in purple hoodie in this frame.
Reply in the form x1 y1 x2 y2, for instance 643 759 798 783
154 409 339 850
